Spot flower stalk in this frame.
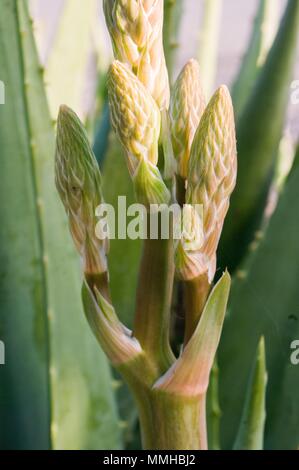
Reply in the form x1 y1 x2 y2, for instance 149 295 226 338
133 220 175 372
55 0 238 451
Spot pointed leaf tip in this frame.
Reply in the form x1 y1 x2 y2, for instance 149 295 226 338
82 280 142 366
154 271 231 396
169 58 206 179
234 336 267 450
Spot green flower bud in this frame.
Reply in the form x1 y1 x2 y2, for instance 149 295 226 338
170 59 206 179
179 86 237 281
55 105 108 275
108 60 161 176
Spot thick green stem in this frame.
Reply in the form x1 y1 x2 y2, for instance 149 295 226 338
119 357 208 450
147 391 207 450
133 218 175 371
183 274 211 344
136 390 207 450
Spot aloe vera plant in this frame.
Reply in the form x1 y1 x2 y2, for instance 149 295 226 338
53 0 244 450
50 0 299 451
1 0 298 452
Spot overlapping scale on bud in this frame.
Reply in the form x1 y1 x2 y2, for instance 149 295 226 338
108 61 160 173
108 60 170 207
104 0 169 109
174 204 205 280
55 105 108 275
176 86 237 282
169 59 206 180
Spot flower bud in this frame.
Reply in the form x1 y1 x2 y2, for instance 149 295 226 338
55 105 108 275
108 60 161 176
104 0 170 109
170 59 206 179
180 86 237 282
108 61 169 207
174 204 205 280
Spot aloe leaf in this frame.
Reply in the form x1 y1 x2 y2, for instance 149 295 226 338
100 137 143 446
93 100 111 167
197 0 222 98
44 0 98 121
20 1 122 449
219 160 299 449
233 337 267 450
232 0 279 119
163 0 183 81
274 134 295 192
102 137 142 328
206 359 221 450
220 0 299 271
0 0 50 449
0 0 121 450
288 144 299 177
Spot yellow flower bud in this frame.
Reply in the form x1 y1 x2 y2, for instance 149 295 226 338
108 60 161 176
178 86 237 281
170 59 206 179
104 0 170 109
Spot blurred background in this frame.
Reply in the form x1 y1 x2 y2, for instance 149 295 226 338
30 0 299 137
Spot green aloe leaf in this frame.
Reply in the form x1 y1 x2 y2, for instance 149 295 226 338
102 136 142 328
100 131 146 447
232 0 279 119
163 0 183 81
0 0 50 449
0 0 121 450
287 143 299 178
197 0 223 99
206 359 221 450
101 137 141 447
220 0 299 271
233 337 267 450
93 100 111 167
219 159 299 450
44 0 99 121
